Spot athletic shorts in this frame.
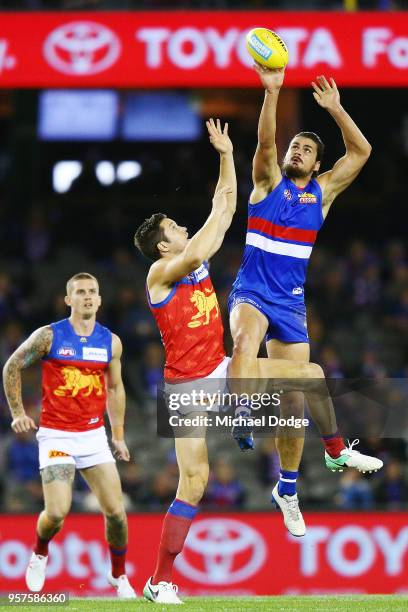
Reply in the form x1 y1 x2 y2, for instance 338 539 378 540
164 356 231 416
228 290 309 344
37 425 115 471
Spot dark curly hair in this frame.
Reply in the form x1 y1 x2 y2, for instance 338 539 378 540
134 213 167 261
295 131 325 178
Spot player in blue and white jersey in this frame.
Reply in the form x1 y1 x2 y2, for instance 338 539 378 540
229 66 381 535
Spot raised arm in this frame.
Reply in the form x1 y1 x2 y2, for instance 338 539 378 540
206 118 236 258
106 334 129 461
148 119 234 287
314 76 372 217
149 185 232 288
3 326 53 433
251 64 284 203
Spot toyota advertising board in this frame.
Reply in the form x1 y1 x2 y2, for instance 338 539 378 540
0 513 407 595
0 12 407 88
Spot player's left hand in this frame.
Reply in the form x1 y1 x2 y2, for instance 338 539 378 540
112 439 130 461
206 118 233 155
311 75 341 110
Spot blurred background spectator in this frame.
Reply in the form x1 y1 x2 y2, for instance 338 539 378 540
0 2 407 513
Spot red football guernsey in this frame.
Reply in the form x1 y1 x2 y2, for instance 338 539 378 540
148 262 225 380
41 318 112 432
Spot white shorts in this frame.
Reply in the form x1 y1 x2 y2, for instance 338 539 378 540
37 426 115 471
165 356 231 415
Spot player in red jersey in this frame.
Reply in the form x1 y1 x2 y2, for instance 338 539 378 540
134 119 374 602
134 119 235 604
2 272 135 598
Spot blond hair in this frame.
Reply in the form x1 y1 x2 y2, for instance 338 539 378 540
66 272 99 295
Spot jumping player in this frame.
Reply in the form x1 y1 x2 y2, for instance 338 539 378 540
134 119 235 604
228 68 381 531
2 273 135 599
134 119 381 602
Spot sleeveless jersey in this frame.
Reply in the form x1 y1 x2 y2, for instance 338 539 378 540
232 175 324 306
148 263 225 381
41 318 112 432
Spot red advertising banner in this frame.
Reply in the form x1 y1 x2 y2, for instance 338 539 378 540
1 512 408 596
0 12 407 88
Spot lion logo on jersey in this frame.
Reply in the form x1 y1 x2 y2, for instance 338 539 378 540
54 366 104 397
188 288 219 328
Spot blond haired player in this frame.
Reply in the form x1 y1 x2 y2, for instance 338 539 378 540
3 273 135 598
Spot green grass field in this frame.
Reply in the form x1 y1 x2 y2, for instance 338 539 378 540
2 596 408 612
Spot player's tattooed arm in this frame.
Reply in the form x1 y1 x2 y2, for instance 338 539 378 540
3 325 53 430
41 464 75 485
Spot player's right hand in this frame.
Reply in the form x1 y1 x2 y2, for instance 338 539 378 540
253 63 285 92
11 415 37 433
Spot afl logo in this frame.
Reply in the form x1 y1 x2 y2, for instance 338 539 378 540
175 518 267 585
58 347 76 357
43 21 121 75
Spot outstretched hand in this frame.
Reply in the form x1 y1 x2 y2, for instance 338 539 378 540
311 75 341 111
206 118 233 155
253 62 285 92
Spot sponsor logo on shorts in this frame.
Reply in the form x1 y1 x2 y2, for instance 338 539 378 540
232 296 262 310
88 417 100 425
58 346 76 357
48 450 71 458
298 191 317 204
292 287 304 295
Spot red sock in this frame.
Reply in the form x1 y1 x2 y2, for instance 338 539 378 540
109 546 127 578
322 432 346 458
34 534 50 557
153 499 197 584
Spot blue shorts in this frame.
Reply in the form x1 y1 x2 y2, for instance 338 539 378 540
228 291 309 344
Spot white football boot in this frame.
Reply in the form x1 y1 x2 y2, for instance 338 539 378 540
271 483 306 537
107 571 136 598
325 439 384 473
25 552 47 592
143 576 183 604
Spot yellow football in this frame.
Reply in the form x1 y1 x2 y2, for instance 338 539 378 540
246 27 289 70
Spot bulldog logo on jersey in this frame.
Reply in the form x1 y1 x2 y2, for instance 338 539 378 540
54 366 104 397
188 288 219 328
298 191 317 204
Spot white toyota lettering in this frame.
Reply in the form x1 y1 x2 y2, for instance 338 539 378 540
293 525 408 577
136 26 345 70
363 28 408 69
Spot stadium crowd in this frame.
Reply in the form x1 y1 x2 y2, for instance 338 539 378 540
0 84 406 513
0 235 407 513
